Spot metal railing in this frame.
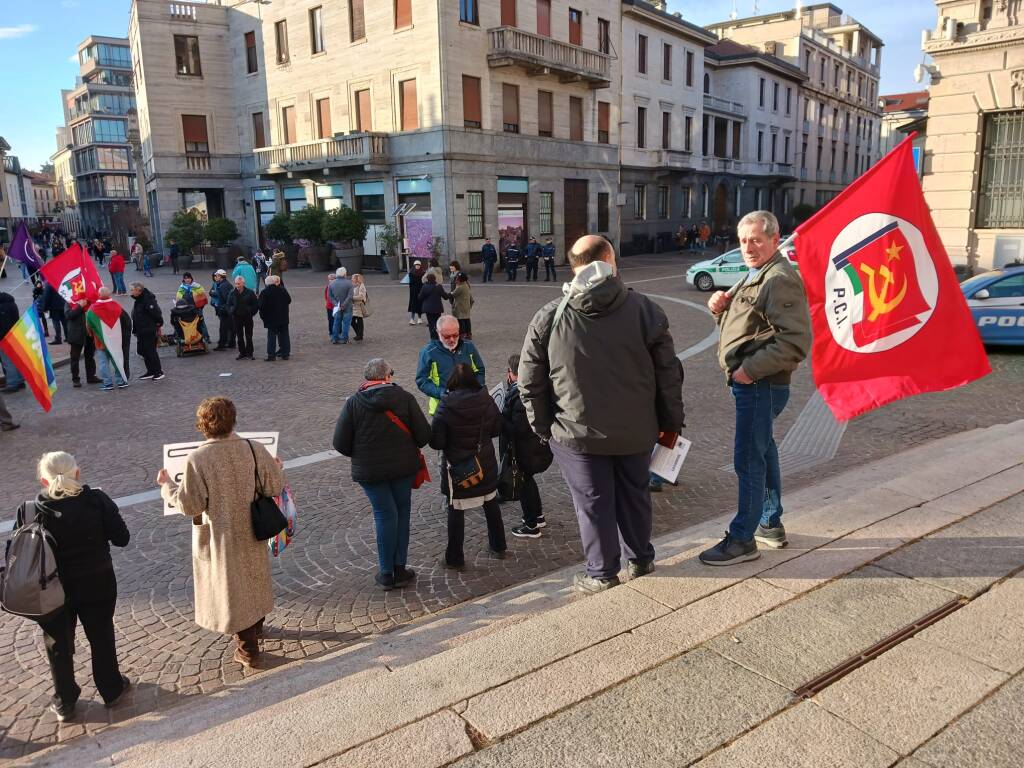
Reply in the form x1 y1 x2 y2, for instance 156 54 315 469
487 26 610 83
250 133 388 173
703 94 745 116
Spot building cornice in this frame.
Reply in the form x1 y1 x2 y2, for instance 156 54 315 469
621 1 718 46
925 26 1024 56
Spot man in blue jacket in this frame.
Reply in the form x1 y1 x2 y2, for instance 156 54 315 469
480 238 497 283
415 314 486 416
542 238 557 282
525 237 542 282
504 242 520 282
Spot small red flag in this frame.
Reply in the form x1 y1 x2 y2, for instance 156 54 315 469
795 134 990 421
39 243 104 305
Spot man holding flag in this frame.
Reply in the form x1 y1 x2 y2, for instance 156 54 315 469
700 210 811 566
86 287 132 391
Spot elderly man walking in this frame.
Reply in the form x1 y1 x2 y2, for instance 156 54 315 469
329 267 354 345
699 211 811 566
519 235 684 593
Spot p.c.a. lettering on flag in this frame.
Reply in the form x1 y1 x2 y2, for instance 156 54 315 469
794 133 990 422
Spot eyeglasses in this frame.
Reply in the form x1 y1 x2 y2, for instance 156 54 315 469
439 332 460 341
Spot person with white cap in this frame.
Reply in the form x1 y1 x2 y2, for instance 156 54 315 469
407 259 426 325
210 269 235 351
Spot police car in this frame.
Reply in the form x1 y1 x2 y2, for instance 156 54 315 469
961 264 1024 346
685 243 799 292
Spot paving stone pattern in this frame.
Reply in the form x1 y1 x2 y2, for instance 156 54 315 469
0 256 1022 760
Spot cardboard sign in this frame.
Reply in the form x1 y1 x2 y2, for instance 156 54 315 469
162 432 279 515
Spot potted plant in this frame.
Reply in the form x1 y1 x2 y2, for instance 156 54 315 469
378 223 402 280
165 209 205 269
288 206 328 270
203 217 240 270
322 205 368 274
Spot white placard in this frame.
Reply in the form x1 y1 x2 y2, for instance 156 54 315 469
162 432 279 515
649 436 691 484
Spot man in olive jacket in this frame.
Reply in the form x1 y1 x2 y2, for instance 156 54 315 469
518 235 685 593
699 210 811 566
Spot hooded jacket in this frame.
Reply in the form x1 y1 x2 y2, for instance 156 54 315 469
415 339 486 415
430 387 503 499
131 287 164 336
518 261 685 455
333 383 431 484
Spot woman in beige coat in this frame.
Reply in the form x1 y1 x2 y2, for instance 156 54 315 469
157 396 285 669
450 273 474 340
351 273 369 341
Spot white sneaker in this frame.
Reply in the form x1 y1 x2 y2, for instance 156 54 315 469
416 317 423 325
408 319 415 325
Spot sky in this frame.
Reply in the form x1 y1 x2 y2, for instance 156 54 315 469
0 0 937 173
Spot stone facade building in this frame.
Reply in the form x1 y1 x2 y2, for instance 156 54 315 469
130 0 622 267
921 0 1024 270
59 36 141 236
708 3 883 210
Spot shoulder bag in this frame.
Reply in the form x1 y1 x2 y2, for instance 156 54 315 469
448 420 486 492
384 410 431 489
248 440 287 541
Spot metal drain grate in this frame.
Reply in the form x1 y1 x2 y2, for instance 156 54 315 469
793 597 968 699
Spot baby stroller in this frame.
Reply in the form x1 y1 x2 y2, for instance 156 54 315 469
170 300 209 357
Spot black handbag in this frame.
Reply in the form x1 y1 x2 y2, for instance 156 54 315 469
449 422 487 491
497 446 524 502
247 440 286 541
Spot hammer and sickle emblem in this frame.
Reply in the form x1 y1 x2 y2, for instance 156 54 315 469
860 262 908 321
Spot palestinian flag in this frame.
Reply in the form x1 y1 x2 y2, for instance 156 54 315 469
86 298 127 382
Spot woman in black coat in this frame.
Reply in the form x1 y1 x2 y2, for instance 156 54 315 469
418 273 450 341
430 363 506 568
16 451 131 722
407 259 426 325
333 358 431 590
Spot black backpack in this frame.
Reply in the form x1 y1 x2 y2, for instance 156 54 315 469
0 502 65 622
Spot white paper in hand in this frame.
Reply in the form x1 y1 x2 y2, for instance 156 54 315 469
649 437 691 484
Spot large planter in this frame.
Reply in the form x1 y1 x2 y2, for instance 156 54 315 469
284 245 300 269
333 245 364 275
302 245 333 272
212 247 234 271
179 250 196 269
384 254 401 279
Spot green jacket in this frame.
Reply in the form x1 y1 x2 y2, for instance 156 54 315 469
450 283 473 319
715 253 811 383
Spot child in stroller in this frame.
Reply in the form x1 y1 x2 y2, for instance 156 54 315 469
170 300 209 356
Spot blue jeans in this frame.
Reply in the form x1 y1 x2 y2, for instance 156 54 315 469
1 349 24 388
111 272 126 293
729 381 790 542
331 305 353 342
359 476 414 575
482 260 494 282
266 324 290 358
97 351 126 387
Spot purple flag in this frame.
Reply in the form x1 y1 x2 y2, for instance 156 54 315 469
7 222 44 272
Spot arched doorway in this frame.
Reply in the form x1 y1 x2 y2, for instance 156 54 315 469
713 182 728 233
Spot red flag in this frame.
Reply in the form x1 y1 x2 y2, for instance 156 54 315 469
39 243 103 305
795 134 990 421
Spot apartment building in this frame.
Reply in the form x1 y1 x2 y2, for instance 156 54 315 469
24 172 59 218
703 39 803 233
50 128 83 235
0 144 34 239
879 90 928 154
130 0 622 264
708 3 883 209
618 0 716 251
920 0 1024 270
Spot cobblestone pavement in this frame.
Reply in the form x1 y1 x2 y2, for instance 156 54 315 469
0 255 1021 760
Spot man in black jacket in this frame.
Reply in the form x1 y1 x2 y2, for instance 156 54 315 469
227 276 258 360
129 282 164 380
257 275 291 361
518 235 685 594
65 296 100 387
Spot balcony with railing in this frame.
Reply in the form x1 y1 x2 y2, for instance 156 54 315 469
247 133 389 175
487 27 611 88
3 155 21 174
703 94 745 118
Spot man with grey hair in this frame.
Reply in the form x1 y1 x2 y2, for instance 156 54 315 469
415 314 485 416
329 267 354 344
700 210 811 566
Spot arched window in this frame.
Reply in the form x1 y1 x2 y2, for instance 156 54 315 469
703 73 711 95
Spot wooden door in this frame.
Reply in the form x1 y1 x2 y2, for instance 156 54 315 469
563 179 588 256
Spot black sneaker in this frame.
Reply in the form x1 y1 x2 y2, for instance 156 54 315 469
532 515 547 529
394 566 416 587
627 559 656 579
72 380 82 388
374 572 395 591
649 481 664 493
698 533 760 566
139 373 156 380
511 524 541 539
117 382 129 389
48 701 76 722
754 524 788 549
153 373 165 381
104 675 132 708
573 572 620 594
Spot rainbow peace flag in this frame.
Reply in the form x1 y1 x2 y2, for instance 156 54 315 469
0 306 57 412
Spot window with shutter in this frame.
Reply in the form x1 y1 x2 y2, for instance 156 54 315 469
252 112 266 149
662 112 671 150
568 8 582 46
538 90 553 137
570 97 583 141
355 89 372 131
350 0 365 42
462 75 482 128
245 31 258 73
182 114 209 153
395 0 412 29
282 106 296 144
685 51 693 87
637 107 646 149
501 0 516 27
275 20 289 64
638 35 647 74
598 101 609 143
663 43 671 81
537 0 551 37
309 6 325 54
400 79 418 131
502 84 519 133
317 98 332 139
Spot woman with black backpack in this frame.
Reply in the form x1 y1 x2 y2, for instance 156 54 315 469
15 451 131 722
430 363 506 569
